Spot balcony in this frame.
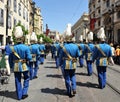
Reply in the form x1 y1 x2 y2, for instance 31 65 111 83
102 8 109 15
96 3 101 9
96 13 102 19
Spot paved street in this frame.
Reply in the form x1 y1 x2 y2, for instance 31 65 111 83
0 54 120 102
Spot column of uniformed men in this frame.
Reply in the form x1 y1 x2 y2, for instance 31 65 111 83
3 26 46 100
3 25 114 100
51 27 113 97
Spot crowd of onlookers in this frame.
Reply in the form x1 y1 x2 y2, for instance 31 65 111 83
110 43 120 65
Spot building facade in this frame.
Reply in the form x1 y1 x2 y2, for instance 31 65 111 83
89 0 120 44
71 13 89 43
0 0 43 45
0 0 29 45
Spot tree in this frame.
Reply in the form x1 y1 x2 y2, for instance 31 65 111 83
37 34 53 43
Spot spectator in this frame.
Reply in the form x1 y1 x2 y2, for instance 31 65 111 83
115 45 120 65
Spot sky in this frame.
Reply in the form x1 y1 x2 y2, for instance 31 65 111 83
33 0 88 34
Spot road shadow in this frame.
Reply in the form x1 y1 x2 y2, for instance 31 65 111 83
77 81 99 89
46 61 56 64
44 66 57 69
41 88 66 96
46 74 62 78
76 72 88 76
0 90 17 100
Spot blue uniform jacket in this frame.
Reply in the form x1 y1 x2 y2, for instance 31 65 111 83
93 43 112 66
84 43 94 60
9 43 32 72
54 42 60 57
59 43 80 70
29 44 40 60
39 44 46 54
78 43 85 57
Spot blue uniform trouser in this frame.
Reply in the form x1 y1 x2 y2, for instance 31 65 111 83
60 65 65 78
97 66 107 88
64 69 76 95
40 54 44 64
29 61 39 79
86 60 93 75
14 71 29 100
55 56 59 68
79 56 84 67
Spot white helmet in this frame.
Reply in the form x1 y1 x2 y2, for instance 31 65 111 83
14 26 24 42
97 27 106 41
55 33 60 41
79 35 83 42
40 37 43 43
87 31 93 41
30 32 37 43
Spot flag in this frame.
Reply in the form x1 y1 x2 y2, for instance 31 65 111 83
90 18 96 31
46 29 50 36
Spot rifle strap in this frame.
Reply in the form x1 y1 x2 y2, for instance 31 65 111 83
77 44 82 50
10 46 20 59
60 45 72 60
85 44 91 52
95 45 106 57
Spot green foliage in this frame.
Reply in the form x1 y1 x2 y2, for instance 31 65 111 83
37 34 53 43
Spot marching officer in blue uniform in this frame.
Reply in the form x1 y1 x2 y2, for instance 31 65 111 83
29 32 40 80
93 27 112 89
39 37 46 64
59 35 80 97
84 32 94 76
54 34 60 68
9 26 32 100
78 35 85 67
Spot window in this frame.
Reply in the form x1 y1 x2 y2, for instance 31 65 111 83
8 14 11 29
0 0 4 2
23 8 25 19
98 20 101 26
98 0 100 3
8 0 11 8
106 0 110 7
18 3 21 16
14 0 17 12
14 18 17 27
98 9 101 14
26 0 28 7
26 12 28 22
117 11 120 19
0 8 4 26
